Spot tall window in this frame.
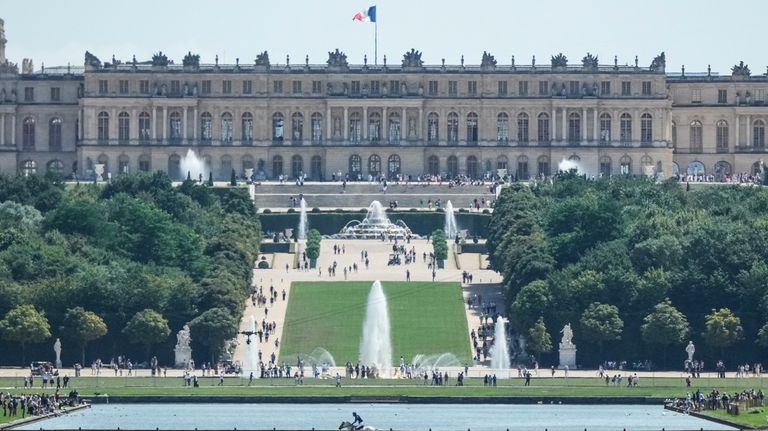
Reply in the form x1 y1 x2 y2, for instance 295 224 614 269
567 112 581 144
599 113 612 144
21 160 36 176
620 113 632 145
537 155 550 176
600 81 611 95
24 87 34 101
716 120 728 152
427 155 439 176
118 155 129 174
620 155 632 175
222 80 232 94
242 113 254 143
291 155 303 178
201 112 212 142
140 80 150 94
311 113 323 143
349 112 362 142
389 80 400 96
49 117 62 151
139 112 151 143
496 113 509 143
448 81 457 97
466 112 479 143
202 80 212 94
387 154 401 177
272 155 283 178
368 112 381 142
50 87 61 102
221 113 233 142
272 113 284 141
292 80 302 94
518 81 528 96
21 117 35 149
466 156 478 178
538 81 549 96
517 155 529 180
599 156 612 177
517 113 529 144
718 89 728 104
98 80 108 95
291 113 303 142
537 113 550 143
498 81 508 96
496 155 508 171
690 120 703 152
97 112 109 143
368 154 381 177
310 156 322 180
447 112 458 143
427 113 439 143
447 156 458 178
139 155 151 172
273 80 283 94
388 113 401 143
243 80 252 94
349 155 361 177
428 80 438 96
467 81 477 96
754 120 766 148
640 113 652 145
118 112 130 143
641 81 651 96
621 81 631 96
312 81 322 94
169 112 182 142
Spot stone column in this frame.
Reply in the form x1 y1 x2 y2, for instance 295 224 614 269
78 108 83 142
193 108 198 142
151 107 156 141
401 107 406 141
551 108 556 141
735 115 740 147
633 109 639 145
10 113 15 146
592 108 598 142
130 109 137 141
561 109 567 143
383 107 388 141
747 115 752 147
343 107 349 141
582 108 587 142
111 108 117 144
0 114 4 146
418 108 423 141
363 106 368 140
326 107 332 140
162 106 168 143
183 107 188 141
612 109 619 144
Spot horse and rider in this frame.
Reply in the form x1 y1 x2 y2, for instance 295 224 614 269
339 412 374 431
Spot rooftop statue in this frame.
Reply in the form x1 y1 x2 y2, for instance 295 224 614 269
582 53 598 69
152 51 169 67
732 61 751 77
182 51 200 68
401 48 423 68
649 52 666 72
551 53 568 68
255 51 270 67
84 51 101 68
480 51 497 69
327 49 349 69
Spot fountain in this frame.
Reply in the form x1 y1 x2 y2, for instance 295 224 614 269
411 352 462 375
557 158 585 175
180 149 209 181
242 315 260 379
333 200 419 239
444 200 458 239
490 316 510 374
297 198 308 240
359 280 392 378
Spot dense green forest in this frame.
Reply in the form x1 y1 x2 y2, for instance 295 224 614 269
0 173 260 366
488 175 768 369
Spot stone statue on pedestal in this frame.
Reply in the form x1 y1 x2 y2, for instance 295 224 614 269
558 323 577 369
53 338 62 368
685 341 695 362
174 324 192 368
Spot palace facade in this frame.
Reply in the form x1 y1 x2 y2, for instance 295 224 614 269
0 19 766 181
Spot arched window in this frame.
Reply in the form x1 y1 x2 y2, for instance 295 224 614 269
641 113 653 145
690 120 703 152
387 154 401 177
497 113 509 143
714 161 732 181
272 155 283 178
368 154 381 177
537 113 550 143
599 155 612 177
368 112 381 142
310 155 322 180
388 112 401 143
118 154 129 175
138 154 151 172
599 113 612 144
716 120 729 152
517 155 529 180
466 155 478 178
466 112 479 143
427 113 439 143
291 154 304 178
201 112 212 142
641 155 653 175
118 112 130 143
167 154 181 179
754 119 765 148
687 161 705 176
620 155 632 175
496 155 508 170
447 155 458 178
20 160 36 176
97 112 109 143
568 112 580 144
349 112 362 142
349 155 362 178
447 112 459 143
620 113 632 145
22 117 36 150
49 117 62 151
291 112 303 142
537 155 550 177
46 159 64 176
221 112 233 142
427 155 439 175
169 111 181 142
221 155 233 178
242 112 254 143
242 155 254 174
139 112 151 143
311 112 323 143
272 113 285 141
517 113 529 144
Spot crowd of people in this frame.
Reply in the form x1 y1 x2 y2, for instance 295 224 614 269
668 388 765 414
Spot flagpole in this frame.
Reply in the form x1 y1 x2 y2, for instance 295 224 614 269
374 21 378 65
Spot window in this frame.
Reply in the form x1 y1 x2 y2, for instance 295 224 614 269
169 112 182 141
387 154 401 177
641 113 653 144
98 80 108 95
118 155 129 175
447 112 458 143
599 113 612 144
243 80 252 94
389 80 400 96
311 112 323 142
716 120 728 152
273 80 283 94
466 155 478 178
201 80 211 94
292 80 302 94
310 155 322 180
642 81 651 96
691 88 701 103
97 112 109 143
272 155 283 178
24 87 34 101
538 81 549 96
497 155 508 170
497 81 508 96
428 80 438 96
242 113 254 142
754 120 765 148
118 112 130 143
601 81 611 96
22 117 35 149
427 113 439 143
20 160 36 177
140 80 149 94
370 80 380 95
201 112 212 141
466 112 479 143
621 81 631 96
620 113 632 145
50 87 61 102
537 155 550 176
221 113 233 142
47 160 64 175
517 113 529 144
496 113 509 143
537 113 550 143
467 81 477 96
569 81 580 96
568 112 581 144
119 80 129 94
312 80 322 94
388 113 401 143
272 113 284 141
139 155 151 172
49 118 62 151
690 120 703 152
427 155 439 175
757 89 765 103
718 89 728 104
222 80 232 94
448 81 458 97
599 156 612 177
139 112 150 143
368 112 381 142
620 155 632 175
291 113 303 142
447 155 458 178
517 155 529 180
349 112 362 142
518 81 528 96
349 155 362 177
351 81 360 95
368 154 381 177
170 80 180 95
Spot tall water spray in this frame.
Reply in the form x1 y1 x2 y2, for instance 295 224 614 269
557 158 585 176
180 149 208 181
444 200 458 239
490 316 511 372
359 280 392 377
297 198 308 240
242 315 260 379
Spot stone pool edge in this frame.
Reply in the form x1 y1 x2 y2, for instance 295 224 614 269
86 395 668 404
0 404 89 430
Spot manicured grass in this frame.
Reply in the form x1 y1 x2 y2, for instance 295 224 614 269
703 407 768 429
279 281 471 365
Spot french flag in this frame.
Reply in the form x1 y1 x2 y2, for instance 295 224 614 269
353 5 377 23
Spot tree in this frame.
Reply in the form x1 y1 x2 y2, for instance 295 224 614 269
0 305 51 365
509 280 551 331
189 307 239 363
122 309 171 361
230 169 237 186
641 299 690 368
756 322 768 348
305 229 322 262
579 302 623 358
431 229 448 261
702 308 743 356
207 172 214 187
527 317 553 359
62 307 108 365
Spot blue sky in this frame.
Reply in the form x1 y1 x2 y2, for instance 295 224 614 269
2 0 766 74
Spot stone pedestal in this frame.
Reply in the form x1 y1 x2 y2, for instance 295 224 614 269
174 346 192 368
558 343 577 369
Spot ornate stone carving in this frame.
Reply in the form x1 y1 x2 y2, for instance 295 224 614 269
182 51 200 68
481 51 497 70
327 49 348 70
551 53 568 68
84 51 101 69
581 53 598 70
21 58 33 74
255 51 270 67
401 48 423 69
732 61 751 77
152 51 169 67
649 52 666 72
0 60 18 74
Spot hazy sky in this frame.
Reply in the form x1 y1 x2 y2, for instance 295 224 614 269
2 0 766 74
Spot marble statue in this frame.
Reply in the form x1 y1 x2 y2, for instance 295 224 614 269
558 323 577 369
560 323 574 346
685 341 695 362
53 338 62 368
174 324 192 368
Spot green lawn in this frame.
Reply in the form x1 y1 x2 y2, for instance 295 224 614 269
703 407 768 429
279 281 471 365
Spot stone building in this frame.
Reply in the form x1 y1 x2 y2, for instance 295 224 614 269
0 19 766 181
